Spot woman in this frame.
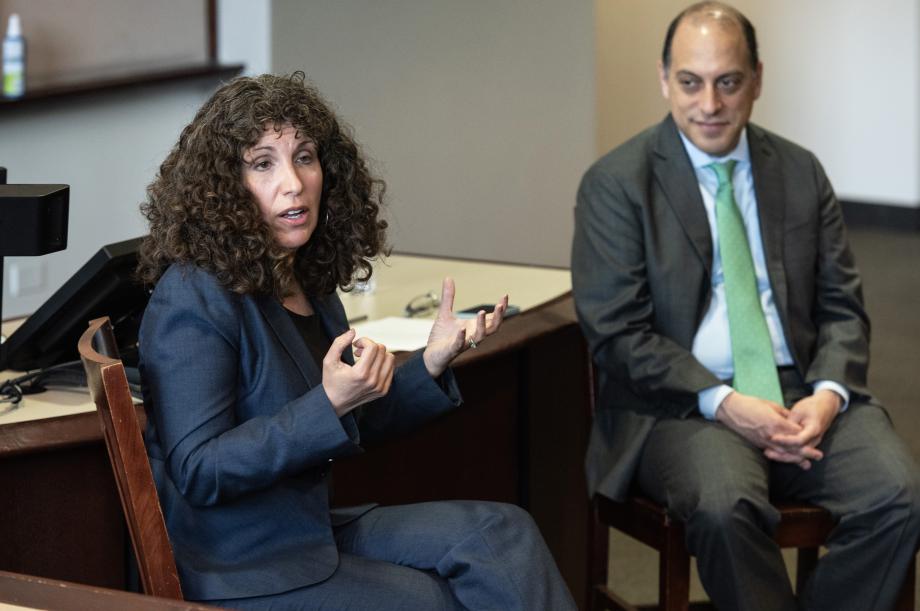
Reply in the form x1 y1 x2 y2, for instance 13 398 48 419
136 73 574 610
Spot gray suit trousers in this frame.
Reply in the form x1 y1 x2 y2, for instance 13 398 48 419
638 371 920 611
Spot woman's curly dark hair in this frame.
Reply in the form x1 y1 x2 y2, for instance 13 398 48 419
137 71 388 297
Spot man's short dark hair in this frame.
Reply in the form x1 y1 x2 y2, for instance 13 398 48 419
661 2 759 72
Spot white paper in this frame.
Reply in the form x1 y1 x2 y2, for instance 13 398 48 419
351 317 432 352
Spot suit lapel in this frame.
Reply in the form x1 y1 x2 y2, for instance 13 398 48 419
310 292 360 439
653 116 713 276
255 293 324 386
256 290 360 439
748 124 789 317
311 292 354 366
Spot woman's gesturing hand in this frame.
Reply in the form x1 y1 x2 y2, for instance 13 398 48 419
323 329 396 418
422 277 509 378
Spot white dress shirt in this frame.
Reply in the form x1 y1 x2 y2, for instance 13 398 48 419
678 129 849 418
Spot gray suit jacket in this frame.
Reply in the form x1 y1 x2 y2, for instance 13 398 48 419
139 264 461 601
572 115 870 501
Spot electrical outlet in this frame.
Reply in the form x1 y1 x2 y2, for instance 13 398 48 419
8 259 45 297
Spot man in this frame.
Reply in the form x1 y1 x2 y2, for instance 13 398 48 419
572 3 920 609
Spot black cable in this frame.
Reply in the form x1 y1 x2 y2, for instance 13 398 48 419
0 379 23 408
1 359 82 406
0 359 143 410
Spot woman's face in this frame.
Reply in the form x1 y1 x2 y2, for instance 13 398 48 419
242 124 323 251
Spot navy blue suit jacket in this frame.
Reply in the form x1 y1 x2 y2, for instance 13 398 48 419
139 264 461 601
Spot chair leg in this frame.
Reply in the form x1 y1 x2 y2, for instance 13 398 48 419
895 554 916 611
795 547 819 595
588 502 611 610
659 524 691 611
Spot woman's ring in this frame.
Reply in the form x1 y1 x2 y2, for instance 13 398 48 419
468 337 478 349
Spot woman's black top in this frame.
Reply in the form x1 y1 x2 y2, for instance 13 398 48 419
285 308 332 367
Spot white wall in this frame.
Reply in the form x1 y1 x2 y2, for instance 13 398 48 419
0 0 271 319
8 0 911 321
0 85 211 318
218 0 272 76
746 0 919 207
596 0 920 207
270 0 596 267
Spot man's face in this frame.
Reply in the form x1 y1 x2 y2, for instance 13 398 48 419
659 16 762 156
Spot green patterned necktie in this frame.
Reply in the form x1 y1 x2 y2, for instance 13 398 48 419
708 160 784 405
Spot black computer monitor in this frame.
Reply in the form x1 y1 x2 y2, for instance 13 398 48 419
0 237 149 371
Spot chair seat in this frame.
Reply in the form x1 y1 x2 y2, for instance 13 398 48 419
595 495 834 552
591 493 915 611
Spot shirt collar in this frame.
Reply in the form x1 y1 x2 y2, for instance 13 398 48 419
677 126 751 170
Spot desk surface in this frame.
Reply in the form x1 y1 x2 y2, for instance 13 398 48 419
1 254 571 427
0 570 220 610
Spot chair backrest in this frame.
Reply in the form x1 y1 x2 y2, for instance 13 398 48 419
78 316 183 600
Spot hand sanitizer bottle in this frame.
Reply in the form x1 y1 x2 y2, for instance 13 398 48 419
3 13 25 98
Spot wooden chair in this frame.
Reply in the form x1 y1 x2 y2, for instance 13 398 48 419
590 494 917 611
585 364 916 611
79 316 183 600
